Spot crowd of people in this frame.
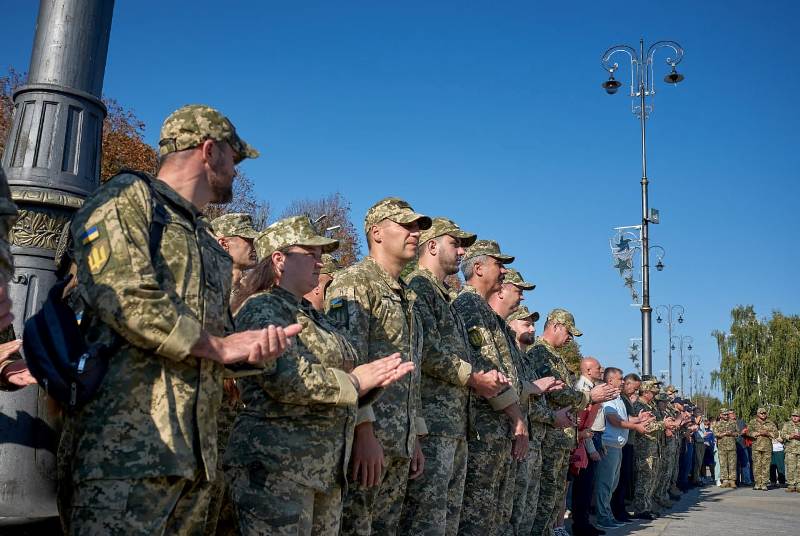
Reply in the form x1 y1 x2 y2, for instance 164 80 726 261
0 104 798 536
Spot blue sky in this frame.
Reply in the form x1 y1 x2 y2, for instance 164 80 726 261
4 1 799 397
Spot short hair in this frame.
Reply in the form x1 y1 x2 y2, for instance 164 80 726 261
623 372 641 382
461 254 487 281
603 367 623 381
418 234 446 258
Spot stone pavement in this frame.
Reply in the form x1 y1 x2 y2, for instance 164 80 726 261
593 485 799 535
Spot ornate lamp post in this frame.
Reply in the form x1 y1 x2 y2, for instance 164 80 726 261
655 304 685 385
600 38 685 376
671 335 693 396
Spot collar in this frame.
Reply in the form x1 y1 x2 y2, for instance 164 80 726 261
151 178 202 220
363 256 403 292
410 266 451 299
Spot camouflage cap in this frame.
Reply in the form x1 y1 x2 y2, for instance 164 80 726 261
363 197 431 235
719 407 730 414
158 104 259 163
665 384 677 393
503 268 535 290
320 253 339 275
463 239 514 263
757 407 767 414
210 213 259 239
546 308 582 337
255 215 339 259
507 305 540 323
418 217 477 248
640 379 661 393
791 408 800 417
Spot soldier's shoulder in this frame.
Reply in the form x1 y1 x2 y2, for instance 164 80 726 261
75 172 150 220
235 290 295 330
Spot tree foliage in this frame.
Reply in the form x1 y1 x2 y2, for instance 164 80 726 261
279 192 362 267
711 305 800 423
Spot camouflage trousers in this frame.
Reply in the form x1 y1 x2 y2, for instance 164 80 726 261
785 451 800 489
751 449 771 488
530 443 570 536
341 454 411 535
509 438 543 536
632 442 660 514
68 474 213 536
228 464 342 536
400 435 468 536
718 449 737 484
670 441 681 489
203 472 236 536
655 440 677 502
458 436 512 536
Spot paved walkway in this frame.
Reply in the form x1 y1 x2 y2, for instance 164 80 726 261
596 485 798 535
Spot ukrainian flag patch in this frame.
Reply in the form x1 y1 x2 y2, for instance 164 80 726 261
329 297 344 309
81 226 100 244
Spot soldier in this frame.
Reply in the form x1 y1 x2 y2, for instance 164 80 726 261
630 379 666 520
451 240 529 535
210 212 259 296
713 408 738 488
305 253 338 311
400 218 509 536
652 392 675 510
747 407 779 491
780 409 800 492
325 197 431 535
65 105 300 534
528 309 618 535
223 215 414 535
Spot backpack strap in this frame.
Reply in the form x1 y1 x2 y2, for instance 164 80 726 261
116 169 170 261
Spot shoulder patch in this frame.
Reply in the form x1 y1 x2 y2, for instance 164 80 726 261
467 326 483 348
81 225 100 244
87 240 110 274
329 297 344 309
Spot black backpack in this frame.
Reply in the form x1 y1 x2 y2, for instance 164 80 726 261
22 171 169 409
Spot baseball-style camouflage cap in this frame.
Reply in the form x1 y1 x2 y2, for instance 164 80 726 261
463 240 514 263
791 408 800 417
757 407 767 414
720 407 730 414
363 197 432 235
255 215 339 259
640 379 661 392
210 213 259 239
418 217 477 248
546 308 582 337
503 268 535 290
320 253 339 275
507 305 540 323
665 384 677 393
158 104 259 163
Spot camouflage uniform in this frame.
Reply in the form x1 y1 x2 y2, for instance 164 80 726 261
0 166 20 390
650 395 670 510
325 197 431 536
528 310 589 536
747 410 779 490
630 383 665 516
780 410 800 491
64 105 256 535
712 411 738 487
399 218 478 536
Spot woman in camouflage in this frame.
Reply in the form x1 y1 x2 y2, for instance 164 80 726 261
223 215 414 536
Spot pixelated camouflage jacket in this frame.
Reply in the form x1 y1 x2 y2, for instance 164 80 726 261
712 420 738 451
451 285 520 442
405 267 472 438
632 398 665 447
780 421 800 454
325 256 423 458
225 286 360 492
747 417 778 452
528 337 589 449
70 172 232 482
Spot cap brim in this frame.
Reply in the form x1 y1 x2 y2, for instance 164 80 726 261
236 229 259 240
232 137 260 163
393 212 432 230
531 311 540 322
297 236 340 254
490 254 515 264
450 230 477 248
568 326 583 337
509 281 536 291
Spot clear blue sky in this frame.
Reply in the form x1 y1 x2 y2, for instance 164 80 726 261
4 1 799 397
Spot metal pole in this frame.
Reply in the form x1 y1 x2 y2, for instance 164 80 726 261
1 0 115 521
639 38 653 377
667 311 673 385
679 343 684 395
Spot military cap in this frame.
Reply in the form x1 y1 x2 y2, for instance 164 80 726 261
363 197 431 235
507 305 540 323
719 407 729 414
255 215 339 259
654 392 669 402
418 217 477 248
463 239 514 264
640 379 661 393
791 408 800 417
546 308 582 337
503 268 535 290
665 384 677 393
158 104 259 163
320 253 339 275
210 213 259 239
757 407 767 414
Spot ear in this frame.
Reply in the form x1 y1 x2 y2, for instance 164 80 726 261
200 139 216 164
271 250 285 276
217 237 229 252
426 238 438 256
473 259 483 277
370 224 382 244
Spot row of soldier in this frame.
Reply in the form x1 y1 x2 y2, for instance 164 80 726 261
0 103 790 536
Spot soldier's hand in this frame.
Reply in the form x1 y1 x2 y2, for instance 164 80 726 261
589 383 619 403
554 407 574 429
511 417 529 461
467 369 509 399
352 422 385 487
204 324 303 365
2 359 37 387
409 439 425 480
0 282 13 332
351 353 414 396
530 376 565 395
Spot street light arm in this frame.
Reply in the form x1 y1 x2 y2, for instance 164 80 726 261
601 45 639 96
645 40 685 95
